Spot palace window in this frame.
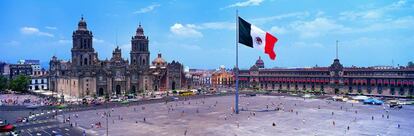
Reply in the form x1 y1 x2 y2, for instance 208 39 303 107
377 85 383 94
409 88 414 96
399 88 405 95
390 88 395 95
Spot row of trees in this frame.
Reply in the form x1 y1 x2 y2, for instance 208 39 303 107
408 61 414 68
0 75 31 93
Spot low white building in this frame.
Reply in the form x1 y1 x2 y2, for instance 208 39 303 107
29 76 48 91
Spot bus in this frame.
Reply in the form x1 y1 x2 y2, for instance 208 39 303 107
178 91 194 96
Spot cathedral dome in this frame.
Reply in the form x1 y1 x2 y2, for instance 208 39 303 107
152 53 166 67
255 56 264 68
78 16 87 30
136 23 144 36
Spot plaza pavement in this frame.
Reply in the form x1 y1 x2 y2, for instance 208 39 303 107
64 95 414 136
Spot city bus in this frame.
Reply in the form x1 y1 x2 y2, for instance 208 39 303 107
178 91 194 96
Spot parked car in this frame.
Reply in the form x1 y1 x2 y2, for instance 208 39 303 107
110 96 122 102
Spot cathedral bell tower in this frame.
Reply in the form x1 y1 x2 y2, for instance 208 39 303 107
130 23 150 70
71 16 96 67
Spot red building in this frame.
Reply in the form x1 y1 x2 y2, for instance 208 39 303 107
238 57 414 97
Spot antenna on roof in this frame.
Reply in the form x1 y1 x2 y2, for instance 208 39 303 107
115 28 118 46
336 40 339 59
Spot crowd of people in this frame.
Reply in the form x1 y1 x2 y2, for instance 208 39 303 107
0 94 53 106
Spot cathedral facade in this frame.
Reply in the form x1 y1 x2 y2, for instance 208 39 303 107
48 17 185 98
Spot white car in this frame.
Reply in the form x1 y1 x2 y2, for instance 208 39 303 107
149 96 163 100
127 98 139 102
110 98 122 102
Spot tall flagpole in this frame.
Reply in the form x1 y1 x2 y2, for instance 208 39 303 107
235 9 239 114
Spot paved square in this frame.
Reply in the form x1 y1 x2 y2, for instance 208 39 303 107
65 95 414 136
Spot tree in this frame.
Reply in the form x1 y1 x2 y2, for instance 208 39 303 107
9 75 30 93
0 75 8 92
408 61 414 68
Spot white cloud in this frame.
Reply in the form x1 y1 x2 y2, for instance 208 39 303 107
20 27 54 37
357 16 414 32
291 42 324 48
291 18 349 38
252 12 310 24
93 38 105 43
225 0 263 8
133 4 160 14
45 26 57 30
198 22 235 30
58 39 71 44
339 0 408 20
340 10 382 20
170 23 203 38
270 26 287 35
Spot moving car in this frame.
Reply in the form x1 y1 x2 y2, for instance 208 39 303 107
389 100 403 108
127 94 139 102
363 98 384 105
0 124 15 132
26 104 42 109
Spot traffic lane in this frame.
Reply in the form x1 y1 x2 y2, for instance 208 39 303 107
0 109 58 125
15 119 59 130
18 123 83 136
0 110 32 124
44 126 83 136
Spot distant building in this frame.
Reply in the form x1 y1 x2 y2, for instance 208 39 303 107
18 59 43 76
29 77 48 91
239 57 414 97
0 61 6 75
9 64 33 79
211 66 234 88
187 69 213 89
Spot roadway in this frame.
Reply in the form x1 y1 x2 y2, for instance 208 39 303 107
1 93 233 136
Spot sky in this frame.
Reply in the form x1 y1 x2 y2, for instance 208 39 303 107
0 0 413 69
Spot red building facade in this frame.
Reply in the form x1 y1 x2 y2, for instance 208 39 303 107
238 57 414 97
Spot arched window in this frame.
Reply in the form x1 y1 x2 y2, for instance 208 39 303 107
80 55 83 66
399 88 405 95
84 58 88 65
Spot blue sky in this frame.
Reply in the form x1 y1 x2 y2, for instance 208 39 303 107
0 0 413 69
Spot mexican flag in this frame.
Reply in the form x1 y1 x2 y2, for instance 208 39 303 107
238 17 278 60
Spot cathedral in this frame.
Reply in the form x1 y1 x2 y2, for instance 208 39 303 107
48 17 185 98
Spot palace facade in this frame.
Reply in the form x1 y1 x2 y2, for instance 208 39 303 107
239 57 414 97
48 17 185 98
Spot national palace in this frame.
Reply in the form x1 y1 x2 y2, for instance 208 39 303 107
239 57 414 97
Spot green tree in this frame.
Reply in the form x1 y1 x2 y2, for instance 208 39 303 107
9 75 30 93
408 61 414 68
0 75 8 92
